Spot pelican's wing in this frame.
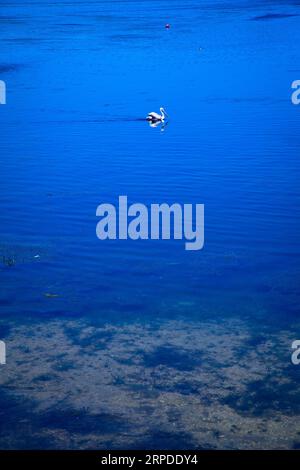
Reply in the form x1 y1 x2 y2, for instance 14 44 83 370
147 112 160 119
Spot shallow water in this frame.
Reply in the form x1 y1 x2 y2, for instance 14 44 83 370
0 0 300 449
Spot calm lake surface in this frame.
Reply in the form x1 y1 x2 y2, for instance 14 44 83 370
0 0 300 449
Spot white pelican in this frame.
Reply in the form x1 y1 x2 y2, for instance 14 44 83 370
146 107 168 122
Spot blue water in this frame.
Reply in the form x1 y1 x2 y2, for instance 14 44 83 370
0 0 300 449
